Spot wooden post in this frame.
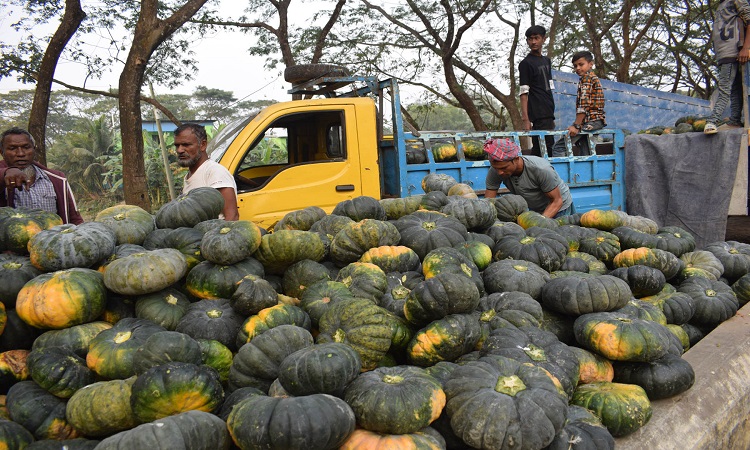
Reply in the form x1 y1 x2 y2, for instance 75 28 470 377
148 82 177 201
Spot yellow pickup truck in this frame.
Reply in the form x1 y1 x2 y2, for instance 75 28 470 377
206 68 625 229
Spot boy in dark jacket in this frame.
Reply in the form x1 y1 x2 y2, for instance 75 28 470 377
704 0 750 134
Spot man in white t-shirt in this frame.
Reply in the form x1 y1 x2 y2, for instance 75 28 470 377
175 123 239 220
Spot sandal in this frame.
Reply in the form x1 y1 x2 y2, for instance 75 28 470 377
703 122 718 134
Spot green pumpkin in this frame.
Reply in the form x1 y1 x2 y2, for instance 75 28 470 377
482 259 550 299
134 288 191 331
393 211 468 260
704 240 750 281
130 362 224 423
612 247 684 281
654 226 696 256
453 240 493 271
540 275 632 316
336 262 388 303
96 410 230 449
95 204 155 246
571 381 652 437
31 321 110 359
733 273 750 306
157 226 205 268
300 280 354 327
0 418 34 448
86 318 166 380
16 268 107 330
546 405 615 450
569 346 614 384
677 250 724 282
339 428 446 450
517 210 559 230
444 355 568 449
65 377 138 437
155 187 224 229
28 222 117 272
216 386 264 421
579 209 627 231
577 230 621 266
419 191 449 211
273 205 327 231
421 246 484 295
0 310 40 352
227 394 355 450
677 277 738 326
230 274 279 316
132 331 203 375
103 248 188 296
379 195 423 220
477 291 544 333
0 254 41 309
141 228 173 250
316 298 395 371
380 271 422 319
27 346 95 398
200 220 262 266
278 342 361 397
404 273 480 326
359 245 420 273
643 290 696 325
0 207 63 254
573 312 672 362
460 139 485 160
254 230 327 275
228 325 314 393
197 339 233 383
421 173 458 194
236 303 312 348
175 299 245 351
489 194 528 222
330 219 401 267
406 313 482 366
609 264 666 298
0 349 30 392
309 214 355 242
493 226 569 272
332 195 387 221
622 214 659 234
431 142 458 162
613 352 695 400
6 381 80 440
440 198 496 231
185 256 264 300
568 250 608 275
344 365 445 435
481 325 580 398
616 299 668 325
281 259 331 299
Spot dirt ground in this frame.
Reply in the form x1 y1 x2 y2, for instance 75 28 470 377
726 216 750 244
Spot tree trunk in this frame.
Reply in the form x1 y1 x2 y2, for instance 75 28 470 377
444 61 487 131
28 0 85 165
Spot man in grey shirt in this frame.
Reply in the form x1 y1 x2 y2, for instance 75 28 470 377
484 138 573 218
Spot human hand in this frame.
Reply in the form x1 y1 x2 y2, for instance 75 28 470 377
4 168 30 192
739 47 750 63
522 119 532 131
567 126 579 137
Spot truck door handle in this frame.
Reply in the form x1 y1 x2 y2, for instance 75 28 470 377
336 184 355 192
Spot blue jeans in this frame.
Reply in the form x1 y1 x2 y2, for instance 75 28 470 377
550 120 605 157
709 62 743 126
554 202 575 218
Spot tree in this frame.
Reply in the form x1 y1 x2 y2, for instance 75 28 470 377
117 0 210 211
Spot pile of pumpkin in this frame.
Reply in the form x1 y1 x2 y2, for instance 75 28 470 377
0 175 748 450
637 115 709 135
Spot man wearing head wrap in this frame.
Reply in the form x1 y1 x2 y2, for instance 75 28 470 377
484 138 573 218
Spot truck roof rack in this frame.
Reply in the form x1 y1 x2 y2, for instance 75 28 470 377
287 75 382 98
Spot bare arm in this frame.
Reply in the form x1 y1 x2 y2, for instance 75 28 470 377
542 186 564 218
484 189 498 199
520 94 531 131
741 23 750 62
218 187 240 221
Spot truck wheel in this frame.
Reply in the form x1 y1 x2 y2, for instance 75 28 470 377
284 64 350 84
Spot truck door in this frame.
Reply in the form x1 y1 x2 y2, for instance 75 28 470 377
220 105 365 228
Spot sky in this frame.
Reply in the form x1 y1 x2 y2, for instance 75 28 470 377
0 3 300 103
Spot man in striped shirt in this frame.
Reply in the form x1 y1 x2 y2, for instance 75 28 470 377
0 127 83 224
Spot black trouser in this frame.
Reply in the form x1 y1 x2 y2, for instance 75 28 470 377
528 118 555 157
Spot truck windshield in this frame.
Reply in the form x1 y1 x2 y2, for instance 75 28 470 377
207 114 257 162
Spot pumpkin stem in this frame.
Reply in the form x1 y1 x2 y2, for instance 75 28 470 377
522 344 547 362
460 263 472 277
479 309 497 322
219 227 231 235
513 265 528 272
705 289 716 297
520 237 536 245
422 222 437 231
333 329 346 343
382 374 404 384
2 262 22 270
495 375 526 396
392 286 410 300
114 331 132 344
114 213 126 220
207 309 223 318
166 294 178 305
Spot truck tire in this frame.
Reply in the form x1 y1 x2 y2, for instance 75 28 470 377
284 64 350 84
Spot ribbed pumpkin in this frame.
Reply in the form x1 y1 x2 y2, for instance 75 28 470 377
579 209 627 231
6 381 80 440
0 418 34 448
393 211 468 260
16 268 107 330
227 394 355 450
31 321 111 359
677 277 738 326
228 325 314 393
155 186 224 229
419 191 449 211
430 142 458 162
229 274 279 316
254 229 327 275
573 312 672 362
175 299 245 351
274 205 326 231
441 198 494 231
185 256 264 300
444 355 568 449
677 250 724 282
103 248 188 296
94 204 155 245
568 250 608 275
571 382 652 437
421 173 458 194
609 264 666 298
309 214 355 241
278 342 361 397
160 226 205 268
199 220 262 266
0 207 63 254
28 222 117 272
86 318 166 379
453 240 492 271
404 272 480 326
339 428 446 450
477 291 544 335
406 313 482 366
65 377 138 437
540 275 632 316
734 273 750 306
493 226 569 272
380 272 421 319
26 346 95 398
344 365 445 434
613 352 695 400
379 195 423 220
332 195 387 221
489 194 528 222
130 362 223 423
577 230 621 267
330 219 401 266
300 280 355 327
704 240 750 281
134 288 191 331
131 330 203 374
0 310 39 352
336 262 388 303
281 259 331 299
197 339 233 383
546 405 615 450
359 245 420 273
616 299 668 325
236 303 312 348
569 346 614 384
421 246 484 295
316 298 395 371
612 247 684 281
0 254 41 309
482 259 550 299
517 210 559 230
446 182 477 198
